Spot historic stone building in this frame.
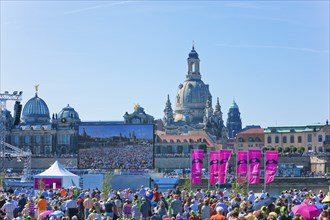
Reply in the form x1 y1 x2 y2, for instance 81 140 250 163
226 100 242 138
8 88 80 156
264 122 330 153
124 104 154 124
162 46 227 139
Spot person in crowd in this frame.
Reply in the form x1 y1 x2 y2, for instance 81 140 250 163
171 195 183 217
210 206 228 220
83 194 94 219
1 196 16 219
37 195 47 219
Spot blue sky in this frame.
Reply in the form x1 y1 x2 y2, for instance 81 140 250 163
1 1 329 128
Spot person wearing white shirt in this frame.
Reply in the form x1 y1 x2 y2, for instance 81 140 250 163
223 188 230 200
1 196 16 219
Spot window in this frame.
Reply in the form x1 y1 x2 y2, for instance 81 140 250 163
177 146 183 154
326 135 330 141
275 136 279 144
45 135 52 145
238 137 245 142
318 135 322 142
24 136 30 145
255 137 261 142
248 137 254 142
166 146 172 154
35 135 41 145
12 136 19 145
290 135 294 143
307 134 312 142
58 134 70 145
283 136 287 143
267 136 272 144
298 136 302 143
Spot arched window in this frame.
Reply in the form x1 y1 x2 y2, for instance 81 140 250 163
248 137 254 142
290 135 294 143
238 137 245 142
267 136 272 144
282 136 287 143
307 134 312 142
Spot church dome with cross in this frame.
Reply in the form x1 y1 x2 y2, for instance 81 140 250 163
174 45 212 123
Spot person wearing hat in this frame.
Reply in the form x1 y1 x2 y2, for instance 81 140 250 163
210 206 227 220
188 210 199 220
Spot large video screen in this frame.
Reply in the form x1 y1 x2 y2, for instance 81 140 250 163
78 123 154 169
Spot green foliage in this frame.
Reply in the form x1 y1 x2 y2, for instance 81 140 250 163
284 146 290 153
298 147 305 153
270 147 275 151
0 173 4 191
262 148 267 153
230 175 247 198
277 147 283 153
292 147 297 153
102 173 112 200
182 178 190 190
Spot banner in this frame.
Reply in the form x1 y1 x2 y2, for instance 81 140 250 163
236 151 248 184
248 149 262 184
191 150 204 184
265 151 278 184
34 178 62 190
209 151 220 184
219 150 232 184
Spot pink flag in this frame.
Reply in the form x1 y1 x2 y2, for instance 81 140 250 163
265 151 278 184
248 149 262 184
219 150 232 184
236 151 248 184
209 151 220 184
191 150 204 184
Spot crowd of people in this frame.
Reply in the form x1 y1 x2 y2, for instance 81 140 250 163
79 145 153 169
0 185 329 220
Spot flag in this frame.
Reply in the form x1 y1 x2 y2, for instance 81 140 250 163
265 151 278 184
236 151 248 184
219 150 232 184
248 149 262 184
209 151 220 184
191 149 204 184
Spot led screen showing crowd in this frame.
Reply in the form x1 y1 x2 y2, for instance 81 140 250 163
78 123 154 169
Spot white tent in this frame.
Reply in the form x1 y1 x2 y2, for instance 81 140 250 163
34 161 79 189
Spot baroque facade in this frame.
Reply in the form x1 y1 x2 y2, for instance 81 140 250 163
161 46 228 147
8 89 80 156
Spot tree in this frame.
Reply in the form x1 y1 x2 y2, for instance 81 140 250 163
262 148 267 153
102 173 113 200
270 147 275 151
284 146 290 153
292 147 298 153
298 147 305 153
277 147 283 153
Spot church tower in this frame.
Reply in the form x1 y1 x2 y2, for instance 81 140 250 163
174 45 212 124
163 94 174 126
226 100 242 138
